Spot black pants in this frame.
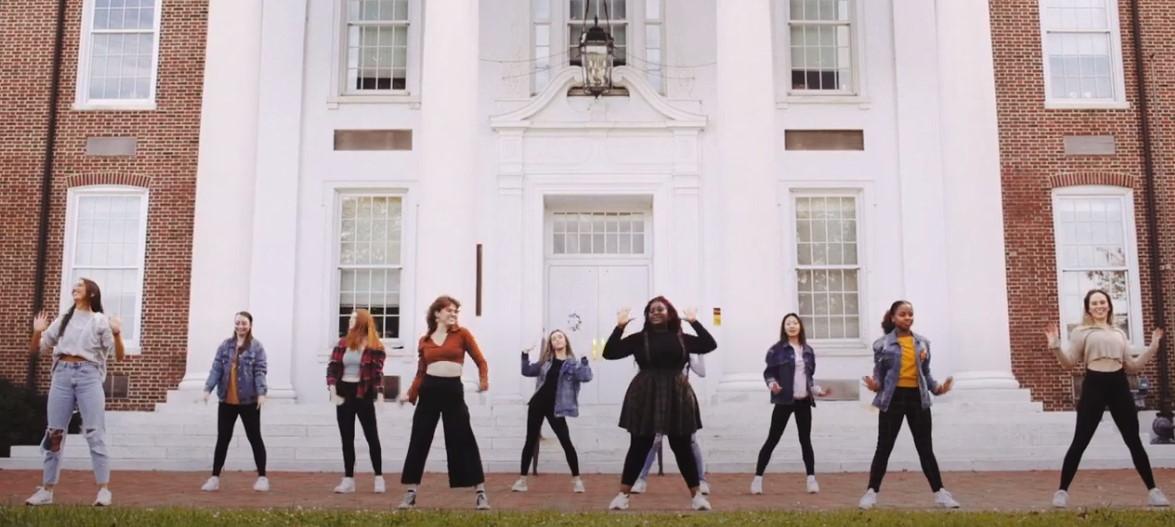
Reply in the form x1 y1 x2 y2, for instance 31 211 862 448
400 375 485 487
867 388 942 492
336 382 382 477
755 400 814 476
1060 369 1155 491
622 434 699 489
519 402 580 476
212 402 266 476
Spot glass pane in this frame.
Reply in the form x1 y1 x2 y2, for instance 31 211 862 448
533 0 550 19
646 0 660 20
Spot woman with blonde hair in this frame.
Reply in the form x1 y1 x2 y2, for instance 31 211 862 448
326 309 388 494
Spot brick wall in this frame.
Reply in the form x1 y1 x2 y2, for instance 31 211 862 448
991 0 1175 410
0 0 207 410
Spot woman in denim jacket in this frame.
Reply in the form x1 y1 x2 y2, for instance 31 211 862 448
512 329 593 494
858 300 956 510
751 313 828 496
200 311 269 493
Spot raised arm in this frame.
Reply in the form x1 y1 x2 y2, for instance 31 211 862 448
1125 328 1163 374
1047 325 1083 369
684 321 717 355
603 324 641 360
521 352 542 377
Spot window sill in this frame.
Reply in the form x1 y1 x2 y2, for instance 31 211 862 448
805 339 871 357
327 94 421 109
1044 100 1130 111
777 94 871 110
72 101 157 112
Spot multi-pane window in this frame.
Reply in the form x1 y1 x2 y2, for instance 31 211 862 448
1040 0 1121 102
644 0 664 92
569 0 627 67
533 0 553 93
63 190 148 344
1053 194 1137 339
788 0 853 92
338 195 403 340
552 212 646 255
795 196 860 339
345 0 409 92
83 0 160 102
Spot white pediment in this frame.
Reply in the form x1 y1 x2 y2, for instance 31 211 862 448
490 66 707 131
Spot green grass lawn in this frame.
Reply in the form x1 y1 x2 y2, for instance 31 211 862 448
2 508 1174 527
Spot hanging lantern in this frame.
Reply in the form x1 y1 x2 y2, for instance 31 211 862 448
578 15 614 96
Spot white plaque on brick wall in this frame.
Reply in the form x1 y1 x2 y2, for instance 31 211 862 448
85 137 138 156
1063 135 1115 156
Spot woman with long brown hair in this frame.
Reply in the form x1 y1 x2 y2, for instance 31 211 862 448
326 309 387 494
25 278 125 507
398 295 491 510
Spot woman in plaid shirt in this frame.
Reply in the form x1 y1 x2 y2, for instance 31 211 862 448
326 309 388 494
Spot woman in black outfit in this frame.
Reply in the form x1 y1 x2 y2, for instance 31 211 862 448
603 296 717 511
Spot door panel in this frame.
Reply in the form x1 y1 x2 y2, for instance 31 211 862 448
546 266 601 403
594 266 650 404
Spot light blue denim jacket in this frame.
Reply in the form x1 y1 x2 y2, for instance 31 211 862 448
204 338 268 404
521 353 593 418
871 330 940 411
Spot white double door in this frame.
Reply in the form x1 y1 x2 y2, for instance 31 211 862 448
545 264 649 405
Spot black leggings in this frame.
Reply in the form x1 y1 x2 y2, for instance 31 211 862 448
336 382 382 477
867 388 942 492
755 401 814 476
212 402 266 476
400 375 485 488
519 403 580 476
622 434 699 489
1060 369 1155 491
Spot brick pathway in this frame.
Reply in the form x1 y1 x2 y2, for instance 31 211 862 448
1 469 1172 512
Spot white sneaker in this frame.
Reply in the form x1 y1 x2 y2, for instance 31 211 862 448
1149 488 1171 507
750 475 763 495
374 476 386 494
512 477 528 492
630 478 647 494
201 476 220 492
1052 490 1068 508
858 489 878 510
806 475 820 494
935 489 960 509
253 476 270 492
475 490 490 510
698 480 711 495
608 492 631 510
691 493 712 511
25 487 53 506
572 477 585 494
93 487 112 507
334 477 355 494
398 490 417 509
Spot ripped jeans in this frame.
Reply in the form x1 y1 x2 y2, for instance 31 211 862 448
42 361 109 486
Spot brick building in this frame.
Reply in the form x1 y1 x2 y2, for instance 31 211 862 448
0 0 207 410
991 0 1175 412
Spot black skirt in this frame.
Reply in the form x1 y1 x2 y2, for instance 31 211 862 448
618 368 702 437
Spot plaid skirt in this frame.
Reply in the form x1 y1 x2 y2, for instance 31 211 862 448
617 368 702 437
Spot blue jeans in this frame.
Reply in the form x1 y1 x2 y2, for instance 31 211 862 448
638 433 706 482
42 361 109 486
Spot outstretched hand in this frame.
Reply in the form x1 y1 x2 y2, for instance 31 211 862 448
33 311 50 333
934 377 954 396
1152 328 1165 343
616 307 632 327
682 307 697 323
1044 324 1060 347
861 375 881 393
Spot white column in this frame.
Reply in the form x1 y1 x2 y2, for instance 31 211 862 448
243 0 310 400
414 0 480 384
179 0 263 393
714 0 784 391
934 0 1019 390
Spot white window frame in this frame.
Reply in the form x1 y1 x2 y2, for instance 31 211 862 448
58 186 150 354
788 189 867 346
546 210 652 259
73 0 163 111
774 0 866 103
531 0 663 94
1039 0 1130 110
331 190 408 350
1051 186 1145 345
329 0 423 105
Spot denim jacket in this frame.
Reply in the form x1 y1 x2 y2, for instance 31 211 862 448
521 353 593 418
204 338 268 404
763 341 816 406
871 331 939 411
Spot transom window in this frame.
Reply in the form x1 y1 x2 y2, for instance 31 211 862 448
1052 192 1139 340
786 0 854 92
344 0 410 92
337 195 403 340
795 195 861 339
78 0 161 106
552 212 646 255
1039 0 1125 104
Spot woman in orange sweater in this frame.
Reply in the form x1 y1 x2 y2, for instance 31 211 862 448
398 295 490 510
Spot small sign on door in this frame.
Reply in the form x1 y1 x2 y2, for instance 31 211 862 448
712 307 721 327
